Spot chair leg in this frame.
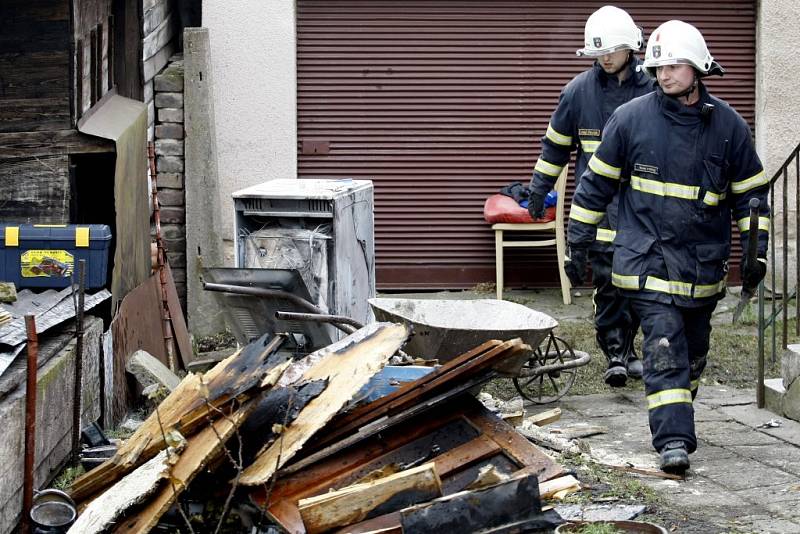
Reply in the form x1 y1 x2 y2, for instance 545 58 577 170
495 229 504 300
555 226 572 305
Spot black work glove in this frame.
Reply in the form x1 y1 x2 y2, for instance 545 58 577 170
564 246 588 287
527 192 546 220
742 258 767 290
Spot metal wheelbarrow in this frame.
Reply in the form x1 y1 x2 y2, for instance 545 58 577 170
368 298 591 404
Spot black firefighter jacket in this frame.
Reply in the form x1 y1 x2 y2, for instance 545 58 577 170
567 83 770 307
530 58 655 251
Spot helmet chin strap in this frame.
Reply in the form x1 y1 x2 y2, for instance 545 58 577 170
673 70 699 102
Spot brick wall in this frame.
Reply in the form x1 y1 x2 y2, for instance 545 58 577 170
153 56 186 306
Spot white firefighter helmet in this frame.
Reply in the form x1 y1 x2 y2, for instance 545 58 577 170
641 20 724 77
576 5 643 57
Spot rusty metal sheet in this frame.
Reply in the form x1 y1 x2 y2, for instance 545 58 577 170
296 0 755 288
110 273 168 422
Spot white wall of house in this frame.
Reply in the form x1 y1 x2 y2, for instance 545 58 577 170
204 0 297 254
756 0 800 176
756 0 800 287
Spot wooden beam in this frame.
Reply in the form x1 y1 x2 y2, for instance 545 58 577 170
298 463 442 534
70 334 289 503
0 129 113 158
465 399 565 483
111 400 256 533
142 12 175 61
526 407 562 427
76 39 84 119
90 28 98 106
70 448 176 534
239 323 410 486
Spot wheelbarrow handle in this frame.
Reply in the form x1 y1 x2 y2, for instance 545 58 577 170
275 310 362 334
203 282 322 314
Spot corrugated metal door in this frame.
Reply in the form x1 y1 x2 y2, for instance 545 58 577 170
296 1 756 289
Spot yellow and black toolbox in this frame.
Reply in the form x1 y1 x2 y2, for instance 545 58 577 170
0 224 112 289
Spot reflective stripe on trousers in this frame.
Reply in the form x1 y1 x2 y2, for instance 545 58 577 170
630 298 716 454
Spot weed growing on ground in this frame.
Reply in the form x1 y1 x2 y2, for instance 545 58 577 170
53 465 84 490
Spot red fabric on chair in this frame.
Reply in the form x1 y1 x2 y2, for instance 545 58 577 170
483 194 555 224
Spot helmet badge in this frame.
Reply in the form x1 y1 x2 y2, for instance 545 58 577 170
593 37 602 48
653 45 661 59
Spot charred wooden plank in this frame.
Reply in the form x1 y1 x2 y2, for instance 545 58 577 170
309 339 524 450
298 463 442 534
69 333 288 502
239 322 410 486
465 398 565 483
259 400 561 534
399 473 542 533
110 399 256 533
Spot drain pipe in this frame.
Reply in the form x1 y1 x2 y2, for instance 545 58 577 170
22 315 39 534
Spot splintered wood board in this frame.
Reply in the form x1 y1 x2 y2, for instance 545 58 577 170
69 449 174 534
239 322 410 486
298 462 442 534
309 339 524 451
70 334 287 502
257 397 564 534
111 400 257 534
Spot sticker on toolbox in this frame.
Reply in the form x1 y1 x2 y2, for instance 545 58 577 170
20 250 74 278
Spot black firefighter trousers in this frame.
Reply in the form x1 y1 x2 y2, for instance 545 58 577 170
589 251 639 365
630 298 716 454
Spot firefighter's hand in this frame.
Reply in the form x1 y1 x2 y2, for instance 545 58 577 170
564 246 588 287
528 193 546 220
742 258 767 290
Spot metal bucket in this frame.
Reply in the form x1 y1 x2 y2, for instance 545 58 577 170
368 298 557 363
29 489 77 533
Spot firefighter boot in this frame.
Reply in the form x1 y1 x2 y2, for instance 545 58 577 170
660 441 690 474
603 358 628 388
626 356 643 379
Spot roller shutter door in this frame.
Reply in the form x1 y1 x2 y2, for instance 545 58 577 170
296 0 756 289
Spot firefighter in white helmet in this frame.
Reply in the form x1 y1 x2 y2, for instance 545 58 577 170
567 20 770 474
530 6 654 389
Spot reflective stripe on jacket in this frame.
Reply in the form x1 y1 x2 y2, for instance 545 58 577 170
530 58 655 251
567 83 771 307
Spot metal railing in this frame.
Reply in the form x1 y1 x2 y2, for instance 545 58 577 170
757 141 800 408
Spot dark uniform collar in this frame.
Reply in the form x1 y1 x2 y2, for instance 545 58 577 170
656 81 713 124
593 56 651 88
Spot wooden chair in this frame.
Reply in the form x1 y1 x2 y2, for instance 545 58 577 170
492 167 571 304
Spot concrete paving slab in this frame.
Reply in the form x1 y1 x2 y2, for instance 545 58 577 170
697 420 784 447
730 514 800 533
696 389 758 408
733 483 800 508
692 456 798 490
665 479 750 510
689 443 738 462
559 393 639 418
729 444 800 477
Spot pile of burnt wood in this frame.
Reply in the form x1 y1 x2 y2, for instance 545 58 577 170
67 322 579 533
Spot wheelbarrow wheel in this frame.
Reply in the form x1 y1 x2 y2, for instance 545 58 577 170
513 333 579 404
